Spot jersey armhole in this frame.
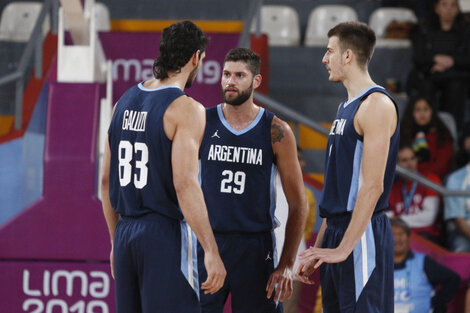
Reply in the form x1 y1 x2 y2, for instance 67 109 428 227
352 90 399 142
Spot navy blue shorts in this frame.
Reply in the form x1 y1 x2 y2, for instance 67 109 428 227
197 232 282 313
114 213 200 313
321 211 394 313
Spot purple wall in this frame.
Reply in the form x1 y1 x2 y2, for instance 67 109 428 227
99 32 240 107
0 83 109 261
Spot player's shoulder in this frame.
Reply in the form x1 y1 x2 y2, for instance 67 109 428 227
363 91 395 108
271 115 294 144
358 91 396 119
170 94 205 115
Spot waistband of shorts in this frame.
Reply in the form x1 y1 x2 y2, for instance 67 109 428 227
120 211 182 223
213 230 272 237
325 209 386 227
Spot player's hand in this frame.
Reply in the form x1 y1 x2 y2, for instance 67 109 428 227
295 259 318 285
110 243 115 280
201 251 226 294
266 265 293 302
298 247 348 271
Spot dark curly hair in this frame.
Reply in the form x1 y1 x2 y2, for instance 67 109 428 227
153 21 208 80
400 95 452 147
224 48 261 75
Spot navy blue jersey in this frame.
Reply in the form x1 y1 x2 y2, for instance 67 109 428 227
108 83 185 220
199 104 276 233
319 85 400 218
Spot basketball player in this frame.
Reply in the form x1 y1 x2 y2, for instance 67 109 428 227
198 48 307 313
101 21 226 313
295 22 399 313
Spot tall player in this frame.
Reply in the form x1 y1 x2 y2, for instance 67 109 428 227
198 48 307 313
296 22 399 313
101 21 226 313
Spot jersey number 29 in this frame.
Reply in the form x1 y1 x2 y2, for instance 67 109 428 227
220 170 246 194
118 140 148 189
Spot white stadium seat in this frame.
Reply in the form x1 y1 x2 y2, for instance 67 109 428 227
305 5 358 47
0 2 49 42
459 0 470 12
369 8 417 48
64 2 111 32
251 5 300 46
90 2 111 32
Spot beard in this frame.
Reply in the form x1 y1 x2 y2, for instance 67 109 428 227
185 65 199 88
223 82 253 106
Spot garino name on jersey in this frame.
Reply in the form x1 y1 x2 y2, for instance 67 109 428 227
207 144 263 165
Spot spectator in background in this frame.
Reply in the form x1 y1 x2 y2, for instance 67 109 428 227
278 147 317 313
381 0 432 22
456 123 470 168
391 218 461 313
401 95 453 179
444 125 470 252
407 0 470 130
388 145 442 242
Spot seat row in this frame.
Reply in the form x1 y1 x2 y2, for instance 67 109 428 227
251 3 469 47
0 1 110 42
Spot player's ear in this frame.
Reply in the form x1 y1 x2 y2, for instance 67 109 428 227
191 50 201 66
253 74 262 90
343 49 353 65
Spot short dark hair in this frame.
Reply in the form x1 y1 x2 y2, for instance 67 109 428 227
390 218 411 236
327 22 376 69
153 21 208 79
224 48 261 75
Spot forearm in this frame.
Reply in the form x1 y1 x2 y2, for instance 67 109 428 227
338 184 382 253
455 217 470 241
101 182 119 243
465 288 470 313
314 219 327 248
176 181 219 254
278 203 307 268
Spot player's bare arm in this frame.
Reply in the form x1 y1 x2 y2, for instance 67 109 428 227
165 96 226 295
101 105 119 279
297 92 397 274
266 117 307 302
295 218 326 284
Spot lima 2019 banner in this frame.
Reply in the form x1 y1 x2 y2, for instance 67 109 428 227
99 32 241 107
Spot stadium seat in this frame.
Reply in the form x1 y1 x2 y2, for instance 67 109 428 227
438 111 458 144
304 5 358 47
251 5 300 46
459 0 470 12
369 8 417 48
64 2 111 32
94 2 111 31
0 2 49 42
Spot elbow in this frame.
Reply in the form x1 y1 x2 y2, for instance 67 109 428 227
101 174 109 191
363 182 384 198
173 176 196 197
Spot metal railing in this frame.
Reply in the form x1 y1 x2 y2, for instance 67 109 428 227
254 91 470 198
0 0 59 130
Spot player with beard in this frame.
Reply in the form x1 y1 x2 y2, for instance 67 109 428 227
101 21 226 313
198 48 307 313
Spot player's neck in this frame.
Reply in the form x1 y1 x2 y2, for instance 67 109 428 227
342 69 376 102
142 72 190 91
222 101 260 130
